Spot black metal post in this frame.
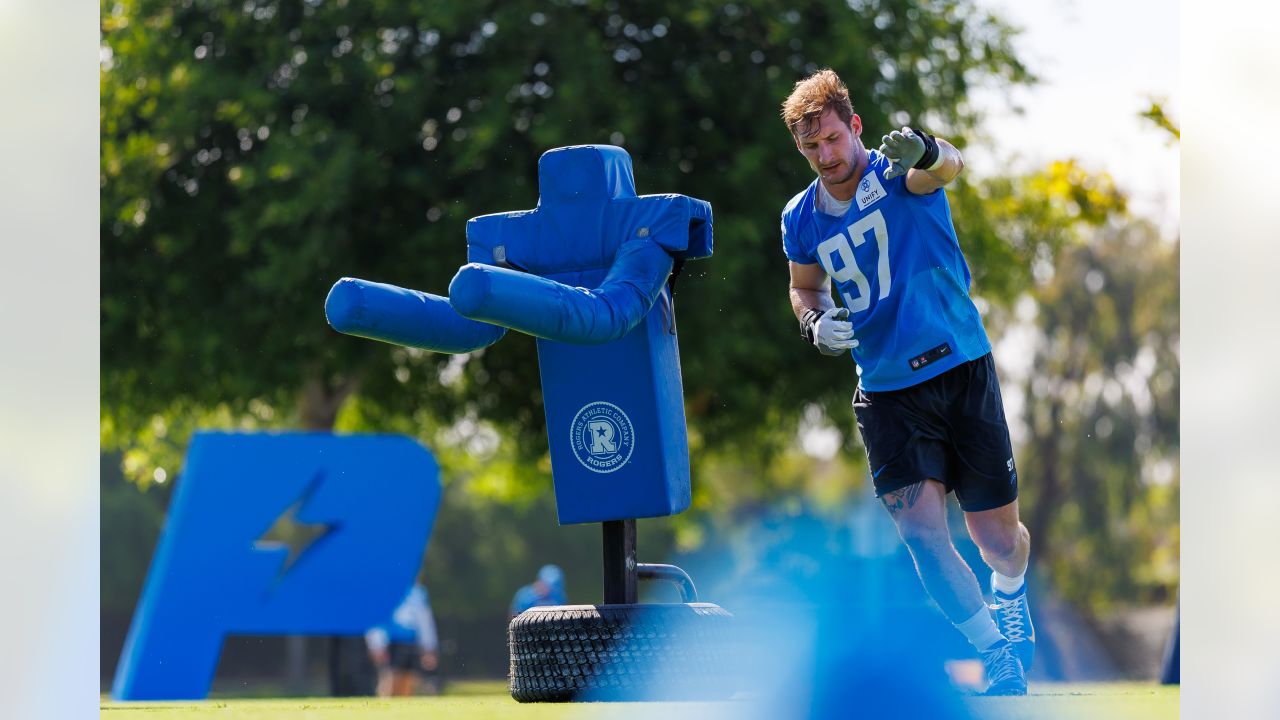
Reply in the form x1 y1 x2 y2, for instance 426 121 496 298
602 519 637 604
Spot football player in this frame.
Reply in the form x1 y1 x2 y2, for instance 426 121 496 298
779 69 1034 696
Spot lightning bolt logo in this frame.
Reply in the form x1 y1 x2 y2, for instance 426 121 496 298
253 472 338 592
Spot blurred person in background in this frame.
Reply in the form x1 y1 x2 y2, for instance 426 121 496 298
509 564 567 618
365 581 440 696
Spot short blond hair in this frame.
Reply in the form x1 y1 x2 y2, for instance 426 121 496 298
780 69 854 138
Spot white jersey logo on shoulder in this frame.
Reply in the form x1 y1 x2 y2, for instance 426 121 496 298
855 171 887 211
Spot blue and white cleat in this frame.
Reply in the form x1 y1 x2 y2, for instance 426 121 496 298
991 574 1036 673
980 640 1027 696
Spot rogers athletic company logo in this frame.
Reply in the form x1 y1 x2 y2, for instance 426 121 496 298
570 401 635 474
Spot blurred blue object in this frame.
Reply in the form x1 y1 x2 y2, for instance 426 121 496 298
649 510 976 718
111 431 441 700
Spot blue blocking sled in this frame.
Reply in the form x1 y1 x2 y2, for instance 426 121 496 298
112 431 441 701
325 144 713 525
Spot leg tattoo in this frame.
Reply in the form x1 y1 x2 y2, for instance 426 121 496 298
882 481 925 516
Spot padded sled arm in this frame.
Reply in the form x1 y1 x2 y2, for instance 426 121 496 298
447 240 674 344
325 277 506 354
448 238 675 345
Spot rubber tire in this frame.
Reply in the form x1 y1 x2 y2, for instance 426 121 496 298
508 602 737 702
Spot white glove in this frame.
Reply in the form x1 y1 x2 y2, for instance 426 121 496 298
807 307 859 356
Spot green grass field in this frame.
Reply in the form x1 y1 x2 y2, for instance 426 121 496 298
101 681 1178 719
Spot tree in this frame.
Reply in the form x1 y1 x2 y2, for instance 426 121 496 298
101 0 1033 485
1016 218 1180 610
1004 105 1179 609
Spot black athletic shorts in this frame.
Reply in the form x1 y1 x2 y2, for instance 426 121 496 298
853 352 1018 512
388 642 422 671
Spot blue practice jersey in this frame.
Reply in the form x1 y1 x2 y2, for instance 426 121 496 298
781 149 990 391
368 584 438 649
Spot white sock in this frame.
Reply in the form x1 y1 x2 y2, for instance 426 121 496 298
992 569 1027 595
954 605 1005 652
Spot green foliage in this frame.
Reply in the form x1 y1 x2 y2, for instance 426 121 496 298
1139 98 1179 142
950 159 1128 303
100 453 169 617
1018 219 1180 609
945 159 1177 608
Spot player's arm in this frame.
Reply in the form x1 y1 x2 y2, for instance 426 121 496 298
365 628 390 665
879 127 964 194
789 260 835 321
905 136 963 194
789 261 857 355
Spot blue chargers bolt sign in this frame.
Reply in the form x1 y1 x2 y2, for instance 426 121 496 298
111 431 440 701
570 401 636 474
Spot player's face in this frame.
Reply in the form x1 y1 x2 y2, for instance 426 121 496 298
794 109 864 188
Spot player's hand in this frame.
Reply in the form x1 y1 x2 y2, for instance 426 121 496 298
811 307 858 356
420 650 439 671
879 127 926 180
369 648 389 667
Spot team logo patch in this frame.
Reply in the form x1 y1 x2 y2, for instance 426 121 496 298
856 171 887 211
570 401 636 474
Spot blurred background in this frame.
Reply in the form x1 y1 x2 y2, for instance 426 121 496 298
98 0 1179 696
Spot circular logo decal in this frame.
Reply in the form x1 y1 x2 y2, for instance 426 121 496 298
569 401 635 474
